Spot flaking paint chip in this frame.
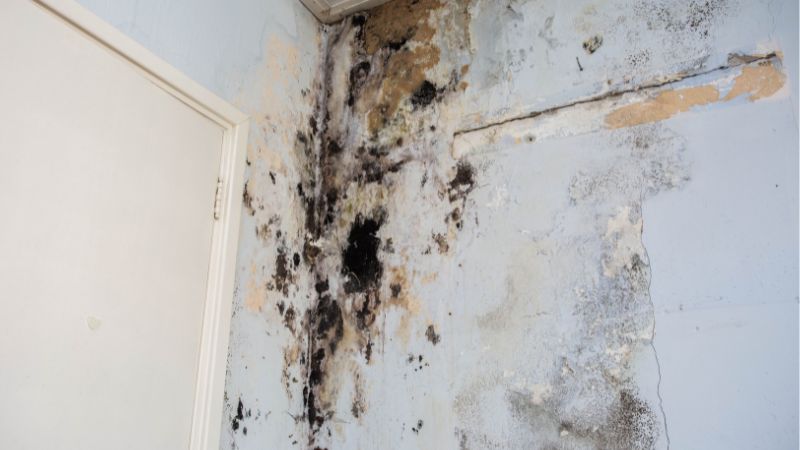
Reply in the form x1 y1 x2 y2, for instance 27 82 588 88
86 316 102 331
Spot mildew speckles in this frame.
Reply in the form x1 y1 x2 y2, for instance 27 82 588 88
605 390 659 449
635 0 734 38
450 121 689 448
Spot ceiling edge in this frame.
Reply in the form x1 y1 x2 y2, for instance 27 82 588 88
299 0 393 24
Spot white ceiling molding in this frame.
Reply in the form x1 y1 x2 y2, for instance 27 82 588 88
300 0 394 23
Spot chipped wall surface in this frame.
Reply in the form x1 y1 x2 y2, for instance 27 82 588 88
78 0 797 449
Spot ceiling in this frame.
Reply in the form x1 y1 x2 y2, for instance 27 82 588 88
299 0 393 23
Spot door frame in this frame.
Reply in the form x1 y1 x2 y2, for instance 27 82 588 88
31 1 249 449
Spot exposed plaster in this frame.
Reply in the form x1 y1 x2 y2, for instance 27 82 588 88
452 52 781 144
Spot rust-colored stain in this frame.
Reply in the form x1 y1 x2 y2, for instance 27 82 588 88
366 45 441 133
386 266 422 314
362 0 442 55
605 85 719 129
606 61 786 129
360 0 444 134
723 62 786 101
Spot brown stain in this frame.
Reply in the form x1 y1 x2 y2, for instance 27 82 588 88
606 60 786 129
386 266 421 313
385 265 425 345
723 62 786 101
366 46 441 134
362 0 442 55
359 0 445 134
459 64 470 91
244 263 266 313
605 85 719 129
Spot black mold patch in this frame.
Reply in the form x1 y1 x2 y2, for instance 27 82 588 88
231 398 247 432
342 214 384 294
310 294 345 354
448 160 476 203
390 283 402 298
272 247 292 296
411 80 439 108
305 291 345 431
242 181 256 216
445 160 477 230
425 324 441 345
315 279 330 294
411 419 424 433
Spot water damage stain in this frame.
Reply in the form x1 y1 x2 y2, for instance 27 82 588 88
291 0 476 446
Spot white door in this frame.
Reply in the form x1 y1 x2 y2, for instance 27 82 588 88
0 2 243 449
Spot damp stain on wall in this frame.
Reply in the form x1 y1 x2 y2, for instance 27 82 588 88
223 0 791 448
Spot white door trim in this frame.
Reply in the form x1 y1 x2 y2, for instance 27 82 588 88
31 1 249 449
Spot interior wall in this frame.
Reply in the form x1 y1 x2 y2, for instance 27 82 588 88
298 0 798 449
75 0 798 449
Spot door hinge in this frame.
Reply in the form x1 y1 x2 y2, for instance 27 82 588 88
213 178 223 220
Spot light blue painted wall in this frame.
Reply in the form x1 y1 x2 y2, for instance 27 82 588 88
77 0 308 102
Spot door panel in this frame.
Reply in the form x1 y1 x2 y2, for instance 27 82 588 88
0 2 224 449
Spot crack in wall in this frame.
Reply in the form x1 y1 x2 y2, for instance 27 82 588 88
641 188 672 450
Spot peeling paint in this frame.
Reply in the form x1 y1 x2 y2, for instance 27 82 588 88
607 59 786 128
605 85 720 129
723 61 787 101
173 0 799 447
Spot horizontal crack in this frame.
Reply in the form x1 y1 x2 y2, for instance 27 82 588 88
453 52 778 138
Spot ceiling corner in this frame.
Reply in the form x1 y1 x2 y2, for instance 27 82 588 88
299 0 394 24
